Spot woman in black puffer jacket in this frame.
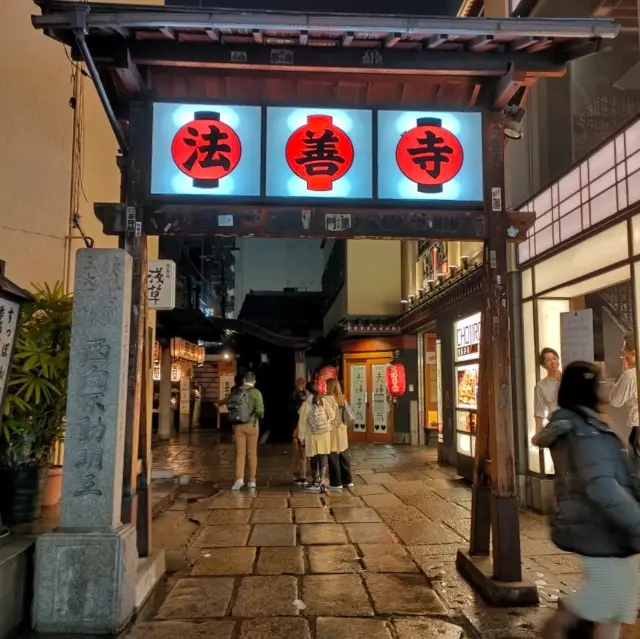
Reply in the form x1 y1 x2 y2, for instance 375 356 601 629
534 361 640 639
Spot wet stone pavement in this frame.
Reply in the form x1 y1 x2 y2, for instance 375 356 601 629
139 433 628 639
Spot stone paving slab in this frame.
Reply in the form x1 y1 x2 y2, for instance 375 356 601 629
359 543 419 573
128 620 236 639
349 484 389 496
205 510 252 525
251 508 294 524
156 577 235 619
364 573 448 615
326 496 366 508
192 525 251 548
299 523 348 545
253 496 289 509
361 472 398 485
294 507 334 523
390 522 465 546
377 506 429 524
239 618 311 639
209 498 254 510
393 619 466 639
316 617 393 639
302 574 374 617
249 524 297 547
290 496 324 508
256 547 305 575
332 507 381 523
232 576 299 617
361 493 405 509
191 547 256 576
345 522 396 544
308 544 362 573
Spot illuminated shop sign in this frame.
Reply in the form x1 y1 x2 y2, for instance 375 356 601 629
454 312 482 363
151 103 262 197
267 107 372 199
149 102 482 207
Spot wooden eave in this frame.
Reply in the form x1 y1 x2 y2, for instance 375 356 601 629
32 1 619 113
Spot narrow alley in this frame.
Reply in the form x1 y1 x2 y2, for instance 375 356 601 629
141 434 579 639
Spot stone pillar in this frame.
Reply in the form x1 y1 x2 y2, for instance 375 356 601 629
400 240 417 302
484 0 509 17
179 373 191 432
158 344 172 440
33 249 137 634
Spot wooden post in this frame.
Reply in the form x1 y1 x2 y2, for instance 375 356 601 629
484 111 523 583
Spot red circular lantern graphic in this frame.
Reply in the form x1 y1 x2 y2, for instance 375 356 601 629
171 110 241 189
316 365 338 395
386 362 406 398
396 117 463 195
286 114 354 192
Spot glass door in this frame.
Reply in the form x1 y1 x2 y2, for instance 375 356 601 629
344 354 394 443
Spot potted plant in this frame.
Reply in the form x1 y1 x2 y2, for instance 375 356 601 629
0 282 72 524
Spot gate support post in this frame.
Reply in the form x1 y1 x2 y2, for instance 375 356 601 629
456 111 538 606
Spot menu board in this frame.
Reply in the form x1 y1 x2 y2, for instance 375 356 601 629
455 363 479 411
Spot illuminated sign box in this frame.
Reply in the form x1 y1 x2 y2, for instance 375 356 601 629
148 102 484 209
265 107 373 199
377 110 484 204
150 102 262 197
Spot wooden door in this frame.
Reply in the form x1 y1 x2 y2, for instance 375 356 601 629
344 353 394 443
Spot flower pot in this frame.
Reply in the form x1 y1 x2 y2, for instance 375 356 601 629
0 466 48 525
42 466 63 507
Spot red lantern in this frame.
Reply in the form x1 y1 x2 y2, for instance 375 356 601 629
286 114 354 192
396 116 463 195
171 110 242 189
316 365 338 395
386 361 406 398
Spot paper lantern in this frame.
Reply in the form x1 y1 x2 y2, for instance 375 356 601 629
316 365 338 395
386 361 406 397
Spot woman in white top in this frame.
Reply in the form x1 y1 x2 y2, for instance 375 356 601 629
610 333 638 458
534 347 562 435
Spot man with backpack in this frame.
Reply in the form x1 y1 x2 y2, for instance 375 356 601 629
226 372 264 490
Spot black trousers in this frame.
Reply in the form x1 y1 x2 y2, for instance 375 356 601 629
328 451 353 487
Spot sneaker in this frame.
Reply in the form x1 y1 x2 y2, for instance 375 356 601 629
343 483 355 488
329 485 343 491
247 481 257 489
304 483 322 492
231 479 245 491
293 477 306 485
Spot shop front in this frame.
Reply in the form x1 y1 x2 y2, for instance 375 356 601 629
517 116 640 511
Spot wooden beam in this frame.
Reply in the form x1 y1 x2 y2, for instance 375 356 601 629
425 34 448 48
384 33 402 48
467 35 494 51
299 30 309 46
342 31 354 47
509 36 537 51
205 27 220 41
252 29 264 44
482 63 527 110
159 27 176 40
114 47 145 94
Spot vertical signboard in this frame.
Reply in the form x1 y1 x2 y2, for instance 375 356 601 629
0 298 19 405
560 309 595 369
147 260 176 311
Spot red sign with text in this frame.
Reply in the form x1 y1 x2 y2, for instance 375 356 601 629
285 114 354 191
171 111 242 188
396 117 463 193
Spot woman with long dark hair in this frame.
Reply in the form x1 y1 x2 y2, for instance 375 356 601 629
534 361 640 639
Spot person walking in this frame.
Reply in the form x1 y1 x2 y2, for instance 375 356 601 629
325 378 354 490
290 378 309 484
533 361 640 639
227 372 264 491
297 382 333 493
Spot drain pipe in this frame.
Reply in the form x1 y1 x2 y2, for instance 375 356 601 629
71 9 129 155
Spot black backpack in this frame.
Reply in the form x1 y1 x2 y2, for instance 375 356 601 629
227 387 253 425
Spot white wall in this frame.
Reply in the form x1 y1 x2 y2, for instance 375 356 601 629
234 238 324 316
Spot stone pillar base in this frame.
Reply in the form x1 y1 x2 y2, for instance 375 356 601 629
32 524 138 635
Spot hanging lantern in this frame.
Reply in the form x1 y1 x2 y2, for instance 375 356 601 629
386 361 406 398
316 365 338 395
